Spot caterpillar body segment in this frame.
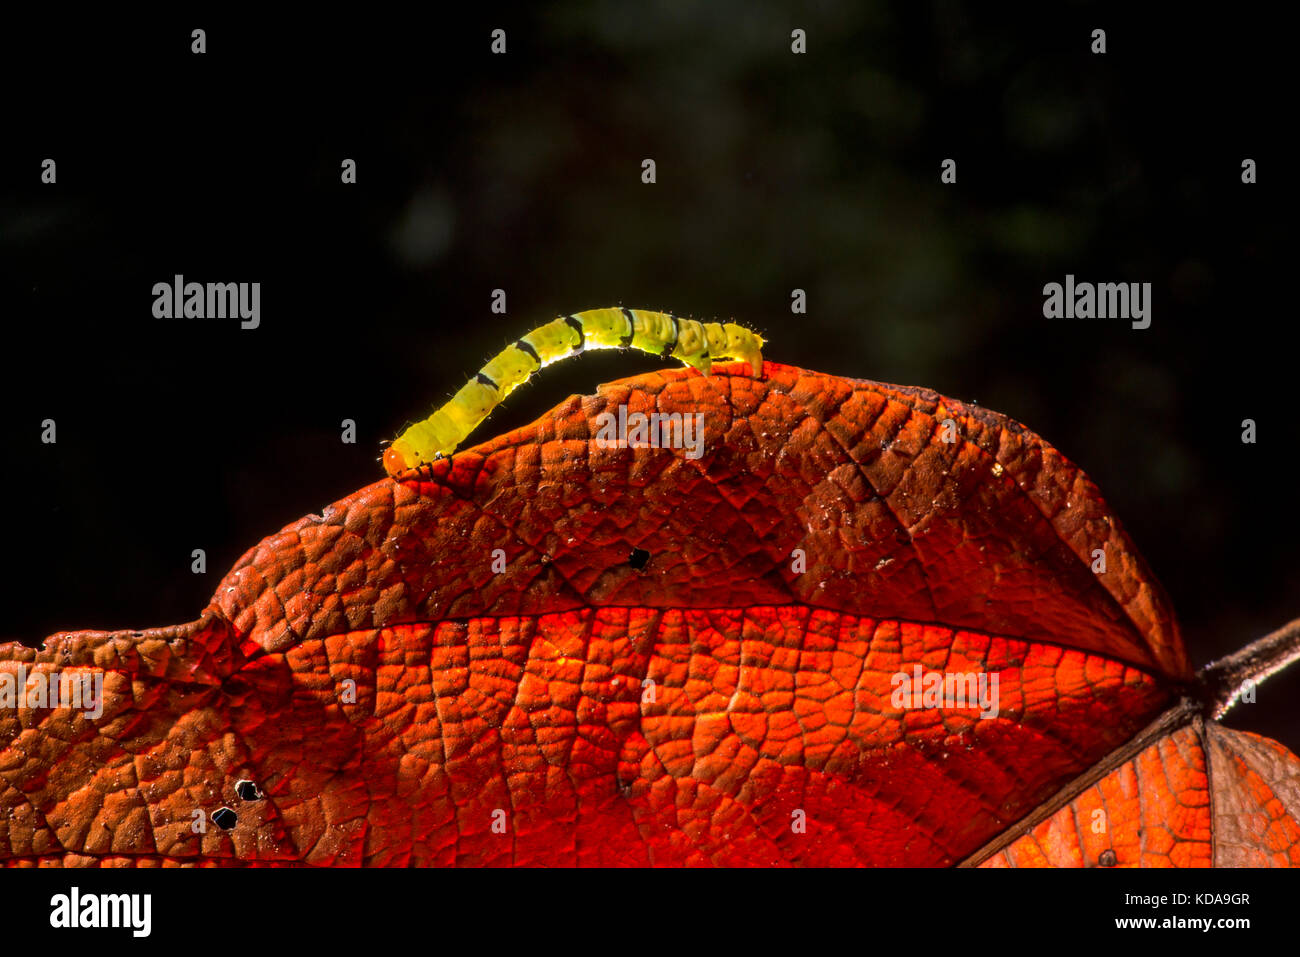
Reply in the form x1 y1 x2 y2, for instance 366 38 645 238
383 307 765 476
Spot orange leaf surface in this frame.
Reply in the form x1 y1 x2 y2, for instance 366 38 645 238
2 362 1294 866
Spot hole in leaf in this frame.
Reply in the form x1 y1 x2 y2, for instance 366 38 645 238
236 779 262 801
1098 849 1117 867
212 807 238 830
628 548 651 570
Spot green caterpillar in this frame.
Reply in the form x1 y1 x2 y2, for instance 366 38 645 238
383 306 765 475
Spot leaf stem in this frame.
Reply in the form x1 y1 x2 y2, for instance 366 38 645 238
1198 615 1300 719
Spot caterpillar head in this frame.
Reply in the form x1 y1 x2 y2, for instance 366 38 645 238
382 438 419 477
383 432 449 477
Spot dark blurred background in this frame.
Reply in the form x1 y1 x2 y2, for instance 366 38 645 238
2 5 1294 750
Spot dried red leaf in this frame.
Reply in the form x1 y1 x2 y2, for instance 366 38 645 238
2 363 1294 866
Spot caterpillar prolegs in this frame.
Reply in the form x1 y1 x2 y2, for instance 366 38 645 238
383 307 765 475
